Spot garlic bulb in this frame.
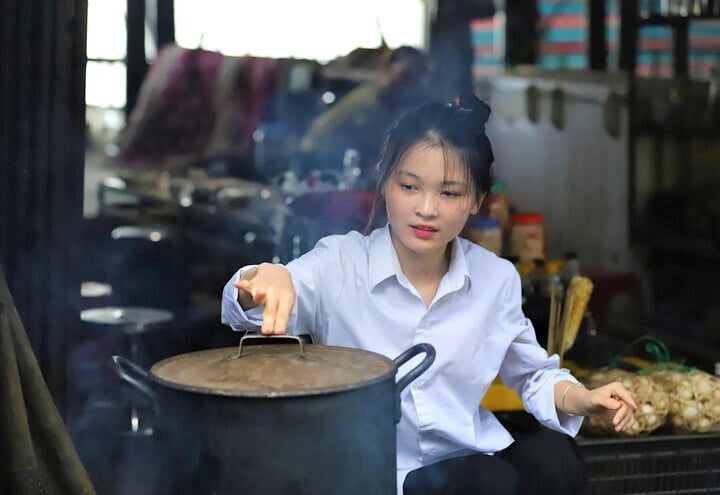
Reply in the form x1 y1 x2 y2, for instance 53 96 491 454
648 368 720 433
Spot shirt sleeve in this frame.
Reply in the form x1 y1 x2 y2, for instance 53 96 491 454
220 235 347 339
282 235 347 338
497 269 584 435
221 265 264 331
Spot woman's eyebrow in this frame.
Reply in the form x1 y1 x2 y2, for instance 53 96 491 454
396 170 420 180
396 170 467 188
441 179 466 187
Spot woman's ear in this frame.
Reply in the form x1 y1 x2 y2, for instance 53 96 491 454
470 192 487 215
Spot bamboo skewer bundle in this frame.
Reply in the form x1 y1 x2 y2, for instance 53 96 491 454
547 284 563 358
547 275 594 361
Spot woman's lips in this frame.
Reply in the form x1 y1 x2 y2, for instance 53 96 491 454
411 225 437 239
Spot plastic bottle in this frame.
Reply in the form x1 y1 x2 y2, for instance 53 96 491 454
516 259 536 300
544 258 564 297
529 258 548 298
559 251 581 288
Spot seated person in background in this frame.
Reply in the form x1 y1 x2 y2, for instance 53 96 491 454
292 45 431 187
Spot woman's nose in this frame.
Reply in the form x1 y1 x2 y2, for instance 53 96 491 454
416 194 439 217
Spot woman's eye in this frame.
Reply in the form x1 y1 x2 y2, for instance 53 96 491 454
400 183 416 191
442 190 460 198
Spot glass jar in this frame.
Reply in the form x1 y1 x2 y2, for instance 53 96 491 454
464 216 502 256
510 212 545 262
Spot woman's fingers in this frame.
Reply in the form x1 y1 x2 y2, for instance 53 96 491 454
258 288 293 334
613 403 635 432
235 279 259 299
272 292 295 335
611 383 638 410
595 394 623 412
236 279 267 304
586 383 636 432
607 382 637 432
234 264 295 334
261 289 280 334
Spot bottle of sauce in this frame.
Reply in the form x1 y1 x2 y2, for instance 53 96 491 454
510 212 545 262
529 258 548 298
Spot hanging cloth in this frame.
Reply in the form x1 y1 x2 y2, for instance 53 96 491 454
0 267 96 494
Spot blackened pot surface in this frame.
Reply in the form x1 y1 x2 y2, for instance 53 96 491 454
149 340 396 397
155 376 397 495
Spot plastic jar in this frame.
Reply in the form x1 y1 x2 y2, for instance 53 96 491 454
510 212 545 262
464 216 502 256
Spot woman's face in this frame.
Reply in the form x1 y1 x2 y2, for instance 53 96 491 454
384 142 480 265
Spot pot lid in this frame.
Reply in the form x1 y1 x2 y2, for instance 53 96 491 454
150 335 395 397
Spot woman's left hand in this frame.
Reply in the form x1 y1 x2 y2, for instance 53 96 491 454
582 382 638 433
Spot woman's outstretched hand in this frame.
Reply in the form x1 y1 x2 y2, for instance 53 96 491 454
582 382 638 432
234 262 296 335
559 380 638 432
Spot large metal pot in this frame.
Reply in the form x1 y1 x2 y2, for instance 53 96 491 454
112 334 435 495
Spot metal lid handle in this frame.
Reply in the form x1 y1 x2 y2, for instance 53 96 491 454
235 333 305 358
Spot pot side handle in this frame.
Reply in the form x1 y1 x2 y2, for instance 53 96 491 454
393 343 436 422
110 355 160 421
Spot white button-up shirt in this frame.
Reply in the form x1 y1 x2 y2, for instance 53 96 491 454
222 225 583 494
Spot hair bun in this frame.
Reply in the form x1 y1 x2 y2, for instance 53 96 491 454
451 93 491 126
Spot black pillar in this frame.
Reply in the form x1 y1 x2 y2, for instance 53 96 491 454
619 0 639 72
589 0 607 70
429 0 495 100
0 0 87 416
156 0 175 48
126 0 148 116
505 0 539 66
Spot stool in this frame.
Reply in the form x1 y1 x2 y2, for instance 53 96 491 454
584 269 645 335
80 281 114 310
80 306 174 435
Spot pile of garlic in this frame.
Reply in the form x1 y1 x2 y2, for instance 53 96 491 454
580 367 669 436
646 368 720 433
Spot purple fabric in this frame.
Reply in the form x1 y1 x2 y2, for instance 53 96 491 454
113 45 279 169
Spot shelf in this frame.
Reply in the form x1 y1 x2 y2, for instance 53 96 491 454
639 13 720 26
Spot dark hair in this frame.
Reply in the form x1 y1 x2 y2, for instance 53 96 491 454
365 93 495 232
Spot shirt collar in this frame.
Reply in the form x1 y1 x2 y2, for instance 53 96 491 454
368 224 400 289
368 224 471 293
444 236 471 294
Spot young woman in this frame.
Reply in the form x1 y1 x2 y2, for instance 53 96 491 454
221 94 636 495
